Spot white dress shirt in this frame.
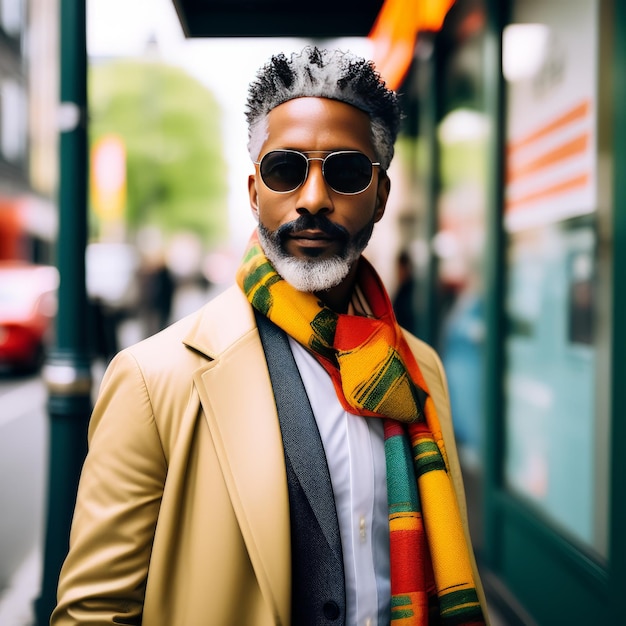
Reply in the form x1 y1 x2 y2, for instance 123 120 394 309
288 337 391 626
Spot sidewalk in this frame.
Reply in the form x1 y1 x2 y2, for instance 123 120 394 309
0 548 40 626
0 376 47 626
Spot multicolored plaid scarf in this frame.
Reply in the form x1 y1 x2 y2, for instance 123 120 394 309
237 233 485 626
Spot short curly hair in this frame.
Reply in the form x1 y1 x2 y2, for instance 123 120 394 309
246 46 401 171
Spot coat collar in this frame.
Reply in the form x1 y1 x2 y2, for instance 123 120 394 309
183 285 291 625
182 285 256 359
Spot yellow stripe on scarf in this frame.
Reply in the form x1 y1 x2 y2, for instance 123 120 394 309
419 471 475 590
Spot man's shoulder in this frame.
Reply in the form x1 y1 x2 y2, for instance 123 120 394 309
401 329 441 365
124 284 255 364
401 329 449 395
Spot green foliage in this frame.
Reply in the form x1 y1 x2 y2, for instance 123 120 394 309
89 60 227 246
439 139 487 191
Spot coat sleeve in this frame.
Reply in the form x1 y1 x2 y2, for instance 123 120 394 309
51 349 168 625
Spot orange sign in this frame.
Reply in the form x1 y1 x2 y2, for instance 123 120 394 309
91 134 127 221
505 99 594 223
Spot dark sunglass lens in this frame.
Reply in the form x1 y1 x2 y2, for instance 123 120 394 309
260 151 307 192
324 153 372 193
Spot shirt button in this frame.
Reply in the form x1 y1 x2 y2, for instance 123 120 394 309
323 601 340 620
360 515 366 542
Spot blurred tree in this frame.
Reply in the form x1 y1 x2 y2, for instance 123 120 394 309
89 60 227 246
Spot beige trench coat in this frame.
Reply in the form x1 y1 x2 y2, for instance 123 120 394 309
52 285 488 625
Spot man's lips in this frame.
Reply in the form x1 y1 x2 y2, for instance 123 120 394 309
285 230 341 256
289 229 334 243
276 217 349 256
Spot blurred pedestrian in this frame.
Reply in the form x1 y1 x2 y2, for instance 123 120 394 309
393 249 418 334
137 256 175 335
52 46 488 625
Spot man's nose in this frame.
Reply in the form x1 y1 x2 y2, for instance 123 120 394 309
295 162 333 215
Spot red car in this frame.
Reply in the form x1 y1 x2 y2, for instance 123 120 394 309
0 262 59 372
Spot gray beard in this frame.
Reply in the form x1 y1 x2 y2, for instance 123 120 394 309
257 218 374 293
264 251 351 292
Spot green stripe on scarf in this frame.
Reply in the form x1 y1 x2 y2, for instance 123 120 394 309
413 439 448 476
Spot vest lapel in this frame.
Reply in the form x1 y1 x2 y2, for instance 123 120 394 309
256 312 346 625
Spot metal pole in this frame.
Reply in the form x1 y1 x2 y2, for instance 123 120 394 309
35 0 92 622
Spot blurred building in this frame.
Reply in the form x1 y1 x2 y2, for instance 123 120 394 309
0 0 58 264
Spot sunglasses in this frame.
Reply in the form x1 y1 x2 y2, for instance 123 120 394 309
255 149 381 195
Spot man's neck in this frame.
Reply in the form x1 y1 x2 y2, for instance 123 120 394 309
314 262 360 313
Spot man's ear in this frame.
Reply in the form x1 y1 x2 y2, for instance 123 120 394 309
374 172 391 223
248 174 259 219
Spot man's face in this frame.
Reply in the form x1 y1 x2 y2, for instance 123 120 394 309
248 97 390 292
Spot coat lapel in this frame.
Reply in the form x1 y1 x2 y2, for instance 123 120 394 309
183 286 291 626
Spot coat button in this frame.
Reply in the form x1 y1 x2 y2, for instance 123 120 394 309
323 601 340 620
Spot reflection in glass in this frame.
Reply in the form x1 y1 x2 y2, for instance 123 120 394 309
504 219 601 552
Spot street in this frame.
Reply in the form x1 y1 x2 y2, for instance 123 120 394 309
0 373 48 626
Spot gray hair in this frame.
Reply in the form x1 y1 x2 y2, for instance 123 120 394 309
245 46 401 170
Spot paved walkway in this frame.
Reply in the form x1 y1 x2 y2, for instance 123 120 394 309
0 548 40 626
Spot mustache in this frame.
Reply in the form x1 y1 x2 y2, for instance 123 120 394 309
275 214 349 242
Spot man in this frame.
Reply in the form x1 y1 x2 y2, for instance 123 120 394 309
52 47 488 625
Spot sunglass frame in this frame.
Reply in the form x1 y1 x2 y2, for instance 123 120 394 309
254 149 381 195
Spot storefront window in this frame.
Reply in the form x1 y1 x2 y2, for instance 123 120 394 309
504 219 599 547
503 0 609 557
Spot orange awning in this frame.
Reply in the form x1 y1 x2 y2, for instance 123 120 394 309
369 0 456 89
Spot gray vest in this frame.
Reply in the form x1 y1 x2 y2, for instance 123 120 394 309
255 312 346 626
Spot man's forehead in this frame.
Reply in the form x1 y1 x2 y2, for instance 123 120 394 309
267 96 371 122
261 98 375 155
